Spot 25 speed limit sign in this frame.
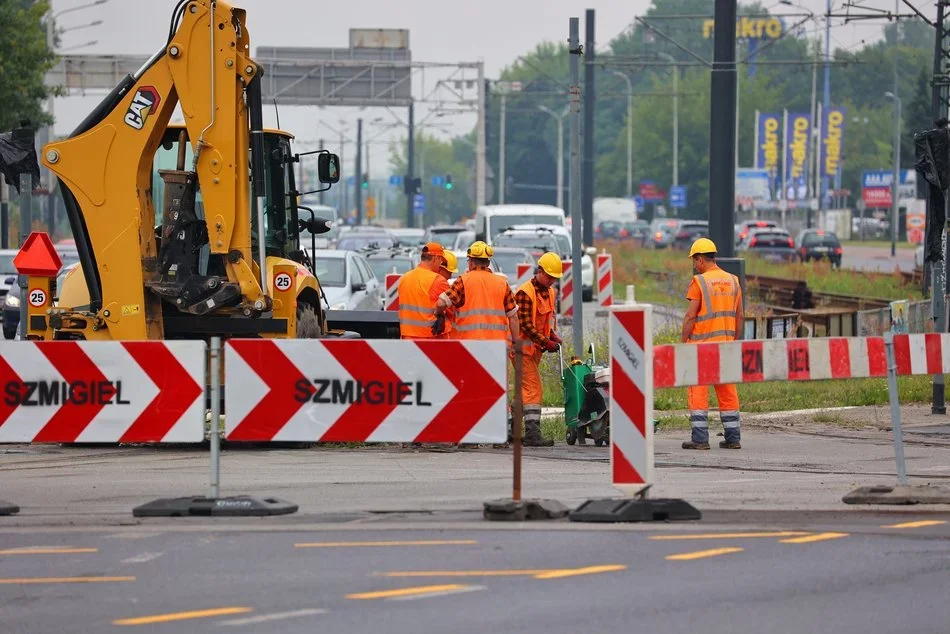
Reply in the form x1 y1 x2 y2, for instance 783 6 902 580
28 288 48 308
274 272 293 292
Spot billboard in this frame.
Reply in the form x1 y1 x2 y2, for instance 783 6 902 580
861 170 916 208
736 168 772 206
756 112 781 196
784 112 811 199
820 107 846 178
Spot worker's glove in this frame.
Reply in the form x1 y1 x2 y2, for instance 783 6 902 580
431 314 446 336
549 331 562 344
542 338 560 353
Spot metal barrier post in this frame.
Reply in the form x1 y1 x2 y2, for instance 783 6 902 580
512 346 523 502
209 336 221 499
883 332 909 485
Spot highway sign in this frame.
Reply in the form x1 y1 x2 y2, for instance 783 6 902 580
389 175 403 186
412 193 426 215
669 186 687 208
431 175 445 187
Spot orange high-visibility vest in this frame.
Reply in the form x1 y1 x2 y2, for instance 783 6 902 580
690 267 741 343
398 266 441 338
517 279 555 355
455 269 510 340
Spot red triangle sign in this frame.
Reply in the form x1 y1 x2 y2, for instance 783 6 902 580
14 232 63 277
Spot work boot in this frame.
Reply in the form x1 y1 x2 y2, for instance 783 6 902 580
682 440 710 450
524 421 554 447
719 441 741 449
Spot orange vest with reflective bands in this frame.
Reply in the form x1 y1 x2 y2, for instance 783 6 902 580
398 266 441 338
455 269 510 340
517 279 555 355
690 267 740 343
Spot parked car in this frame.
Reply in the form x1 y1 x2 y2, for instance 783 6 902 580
310 249 382 311
737 228 797 262
0 249 17 299
796 229 843 268
735 219 779 245
650 225 675 249
671 220 709 251
364 247 420 281
623 220 652 245
423 225 469 249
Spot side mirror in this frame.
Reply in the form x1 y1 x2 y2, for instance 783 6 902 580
318 153 341 184
352 282 367 292
299 214 332 235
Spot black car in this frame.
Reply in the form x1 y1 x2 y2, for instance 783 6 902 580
2 284 20 339
671 221 709 251
737 228 797 262
796 229 842 268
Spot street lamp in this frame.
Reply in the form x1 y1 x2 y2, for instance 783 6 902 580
538 105 569 210
607 70 633 198
885 91 902 257
57 40 98 52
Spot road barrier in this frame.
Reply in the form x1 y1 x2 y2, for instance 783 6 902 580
560 260 574 317
384 273 401 311
597 253 613 308
514 263 532 291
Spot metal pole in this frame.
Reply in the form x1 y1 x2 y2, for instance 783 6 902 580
476 61 487 209
355 118 363 224
18 173 31 340
930 2 946 414
499 93 506 205
582 9 595 248
340 129 347 218
807 55 818 229
708 0 738 258
557 113 564 211
406 101 415 228
318 137 325 206
0 184 8 249
815 102 823 229
889 94 901 258
821 0 832 221
753 109 760 168
570 18 584 357
512 348 523 501
884 332 909 485
209 336 221 499
672 64 679 188
781 109 788 227
626 90 633 198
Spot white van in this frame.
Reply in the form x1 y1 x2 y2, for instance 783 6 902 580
593 197 638 224
474 204 566 245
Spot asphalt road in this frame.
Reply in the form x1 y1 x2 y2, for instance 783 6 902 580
2 516 949 634
841 244 914 273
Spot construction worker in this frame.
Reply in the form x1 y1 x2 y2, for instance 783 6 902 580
514 252 563 447
437 250 459 338
681 237 744 450
433 241 518 343
397 242 450 339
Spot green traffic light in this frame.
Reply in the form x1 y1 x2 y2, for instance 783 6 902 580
445 182 453 190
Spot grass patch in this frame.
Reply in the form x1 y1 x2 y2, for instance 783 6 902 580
842 240 915 250
811 411 845 424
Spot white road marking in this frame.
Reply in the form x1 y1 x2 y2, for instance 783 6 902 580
217 609 327 626
389 585 486 601
121 552 163 564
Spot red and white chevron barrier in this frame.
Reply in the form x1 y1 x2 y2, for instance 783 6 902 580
514 263 533 290
653 333 950 388
0 341 205 443
609 305 654 491
560 260 573 317
225 339 508 443
597 253 613 308
385 273 401 311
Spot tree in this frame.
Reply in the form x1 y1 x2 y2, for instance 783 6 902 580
0 0 56 131
388 133 473 225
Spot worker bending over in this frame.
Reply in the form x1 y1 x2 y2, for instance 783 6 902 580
398 243 450 339
514 252 563 447
681 238 744 450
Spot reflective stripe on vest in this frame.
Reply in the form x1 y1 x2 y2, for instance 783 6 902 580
690 269 739 343
455 270 510 340
517 279 555 355
398 266 440 338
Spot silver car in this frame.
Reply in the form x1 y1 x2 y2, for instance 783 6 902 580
310 249 382 311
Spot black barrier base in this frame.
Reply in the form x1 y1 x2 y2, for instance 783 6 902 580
0 500 19 516
570 498 701 523
133 496 298 517
483 498 570 521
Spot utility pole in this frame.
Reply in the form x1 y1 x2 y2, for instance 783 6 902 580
318 138 325 205
538 106 567 210
355 118 363 224
569 17 584 358
499 93 507 204
806 51 818 229
885 92 901 259
476 61 486 209
708 0 738 259
582 9 595 247
406 101 415 228
929 2 948 414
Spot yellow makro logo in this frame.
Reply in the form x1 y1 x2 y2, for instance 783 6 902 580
788 115 809 180
703 17 783 40
823 111 843 176
761 117 780 175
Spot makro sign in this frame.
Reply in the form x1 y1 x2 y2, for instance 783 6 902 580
821 107 846 178
785 112 811 192
756 112 781 190
702 16 784 40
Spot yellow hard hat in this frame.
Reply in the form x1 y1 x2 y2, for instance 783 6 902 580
441 250 459 274
467 240 493 258
688 237 717 258
537 252 563 278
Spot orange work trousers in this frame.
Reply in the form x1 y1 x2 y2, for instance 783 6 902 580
686 384 739 412
511 351 544 426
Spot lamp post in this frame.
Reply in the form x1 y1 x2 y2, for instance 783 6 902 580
538 105 568 210
655 52 679 187
885 91 902 258
608 70 633 198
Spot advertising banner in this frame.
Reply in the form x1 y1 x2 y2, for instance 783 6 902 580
784 112 811 200
820 107 846 178
756 112 782 197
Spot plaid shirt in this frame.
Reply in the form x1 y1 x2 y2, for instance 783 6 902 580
445 271 517 313
515 279 553 347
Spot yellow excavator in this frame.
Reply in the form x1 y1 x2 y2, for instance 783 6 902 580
39 0 346 341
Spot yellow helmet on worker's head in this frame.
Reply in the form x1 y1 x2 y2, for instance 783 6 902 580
688 237 718 258
537 252 563 279
467 241 493 259
441 250 459 274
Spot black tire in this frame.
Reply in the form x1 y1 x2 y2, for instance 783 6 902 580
566 428 577 445
3 327 15 340
297 303 323 338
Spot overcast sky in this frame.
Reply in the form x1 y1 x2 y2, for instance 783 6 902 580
48 0 904 177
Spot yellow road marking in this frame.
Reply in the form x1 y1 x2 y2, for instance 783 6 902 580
346 584 470 600
378 565 626 580
295 540 477 548
780 532 849 544
0 576 134 584
884 520 947 529
665 547 744 561
113 607 252 626
0 548 98 555
649 531 810 541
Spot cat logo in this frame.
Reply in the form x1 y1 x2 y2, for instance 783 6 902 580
124 86 161 130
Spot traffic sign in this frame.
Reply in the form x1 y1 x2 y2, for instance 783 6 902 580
389 175 403 186
669 186 687 209
633 195 645 209
14 232 62 277
413 193 426 215
274 272 293 292
431 175 445 187
28 288 48 308
345 175 356 186
224 339 508 443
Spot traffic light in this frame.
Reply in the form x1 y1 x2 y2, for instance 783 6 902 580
361 172 369 189
445 174 453 190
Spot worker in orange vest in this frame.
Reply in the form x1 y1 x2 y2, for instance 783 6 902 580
397 242 450 339
433 241 518 343
437 250 459 338
514 252 563 447
681 237 744 450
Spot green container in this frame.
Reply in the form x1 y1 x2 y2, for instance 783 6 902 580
562 361 591 431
